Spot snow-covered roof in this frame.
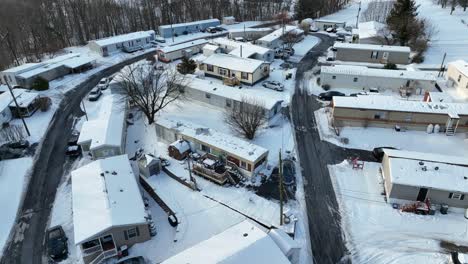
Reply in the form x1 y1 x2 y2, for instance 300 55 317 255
1 63 42 74
159 39 208 53
322 65 436 81
170 140 191 153
333 95 468 116
162 220 290 264
77 95 126 150
0 88 27 111
258 26 298 43
334 42 411 53
16 53 89 79
186 75 282 110
448 60 468 77
428 92 453 103
384 150 468 193
223 16 235 20
8 90 39 108
61 54 96 69
383 149 468 167
203 44 221 51
156 118 268 163
315 19 346 24
202 54 266 73
159 19 220 30
268 228 300 256
358 21 386 40
91 30 155 47
229 27 272 33
71 155 147 244
212 38 272 56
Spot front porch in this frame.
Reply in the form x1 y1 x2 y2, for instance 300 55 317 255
81 234 118 264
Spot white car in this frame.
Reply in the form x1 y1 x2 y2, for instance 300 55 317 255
262 81 284 91
97 78 110 90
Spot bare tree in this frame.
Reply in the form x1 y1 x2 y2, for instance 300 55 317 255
119 63 188 124
281 31 300 49
224 97 267 140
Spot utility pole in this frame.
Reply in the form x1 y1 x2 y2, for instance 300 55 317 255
279 149 284 225
356 1 362 28
438 52 447 77
81 100 88 121
3 76 31 136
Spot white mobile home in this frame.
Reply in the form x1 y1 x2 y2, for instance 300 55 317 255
257 26 304 49
381 149 468 208
228 28 273 40
446 60 468 98
320 65 437 92
8 90 40 117
0 63 42 87
211 38 274 62
0 89 27 124
155 118 269 178
72 155 151 264
334 43 411 64
156 39 208 62
88 30 156 57
77 96 127 159
202 44 221 57
158 19 220 38
314 19 346 31
182 75 283 120
222 16 236 25
199 54 270 85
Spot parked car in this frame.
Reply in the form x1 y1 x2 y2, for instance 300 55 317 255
149 40 158 47
88 87 102 101
326 27 336 33
116 256 146 264
372 147 398 162
283 47 295 56
336 36 345 42
215 26 227 32
97 78 110 90
46 226 68 262
65 145 81 157
206 27 217 33
310 27 319 32
262 81 284 91
154 36 166 43
318 91 345 101
159 157 170 167
7 140 30 149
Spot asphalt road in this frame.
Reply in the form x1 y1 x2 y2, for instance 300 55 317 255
291 34 374 264
0 51 155 264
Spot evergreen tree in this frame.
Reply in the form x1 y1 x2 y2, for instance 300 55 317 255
176 57 197 75
386 0 419 45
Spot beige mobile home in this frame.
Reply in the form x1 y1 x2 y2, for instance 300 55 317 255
198 54 270 85
155 118 269 178
320 65 437 92
334 43 410 64
156 39 208 62
446 60 468 97
332 95 468 135
381 149 468 207
72 155 151 264
77 96 127 159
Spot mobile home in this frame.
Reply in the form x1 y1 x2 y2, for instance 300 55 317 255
158 19 220 38
228 28 273 40
314 19 346 31
446 60 468 98
257 26 304 49
88 31 156 57
333 43 411 64
156 39 208 62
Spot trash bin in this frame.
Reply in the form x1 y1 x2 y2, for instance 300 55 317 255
440 204 449 215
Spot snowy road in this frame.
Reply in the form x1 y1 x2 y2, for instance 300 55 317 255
291 33 375 264
0 51 155 264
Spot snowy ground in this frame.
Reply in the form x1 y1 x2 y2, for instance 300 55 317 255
329 160 467 263
0 157 33 257
315 106 468 157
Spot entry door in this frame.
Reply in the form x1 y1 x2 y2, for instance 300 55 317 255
416 188 428 202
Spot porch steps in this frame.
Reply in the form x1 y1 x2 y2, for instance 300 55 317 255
89 253 105 264
446 127 455 136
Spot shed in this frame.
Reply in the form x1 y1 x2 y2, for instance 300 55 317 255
333 43 411 64
222 16 236 25
168 140 191 160
138 154 161 178
381 149 468 208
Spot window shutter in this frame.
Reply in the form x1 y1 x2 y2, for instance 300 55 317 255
136 226 140 236
124 230 128 240
449 193 453 199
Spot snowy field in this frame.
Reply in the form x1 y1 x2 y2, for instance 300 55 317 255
0 157 32 257
329 161 467 263
315 107 468 157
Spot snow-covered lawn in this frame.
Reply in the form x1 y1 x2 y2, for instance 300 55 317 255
0 157 32 257
315 107 468 157
329 160 467 263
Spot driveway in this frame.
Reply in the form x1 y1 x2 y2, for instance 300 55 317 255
291 33 374 264
0 51 155 264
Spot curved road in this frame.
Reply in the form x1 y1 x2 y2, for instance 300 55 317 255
0 51 155 264
291 34 374 264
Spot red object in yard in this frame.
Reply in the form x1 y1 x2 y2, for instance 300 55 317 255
351 157 364 170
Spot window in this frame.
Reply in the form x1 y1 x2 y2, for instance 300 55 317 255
240 161 247 169
226 99 232 107
219 68 228 76
458 75 462 82
205 93 211 99
374 114 381 119
332 75 336 80
124 227 139 240
241 72 249 80
201 144 211 153
371 51 378 59
353 77 358 82
449 193 465 200
207 64 214 72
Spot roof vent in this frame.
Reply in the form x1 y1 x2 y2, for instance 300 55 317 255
112 171 117 175
248 151 254 156
434 166 439 171
243 233 248 237
120 189 124 192
100 173 105 177
419 161 424 165
105 170 109 173
421 166 427 171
